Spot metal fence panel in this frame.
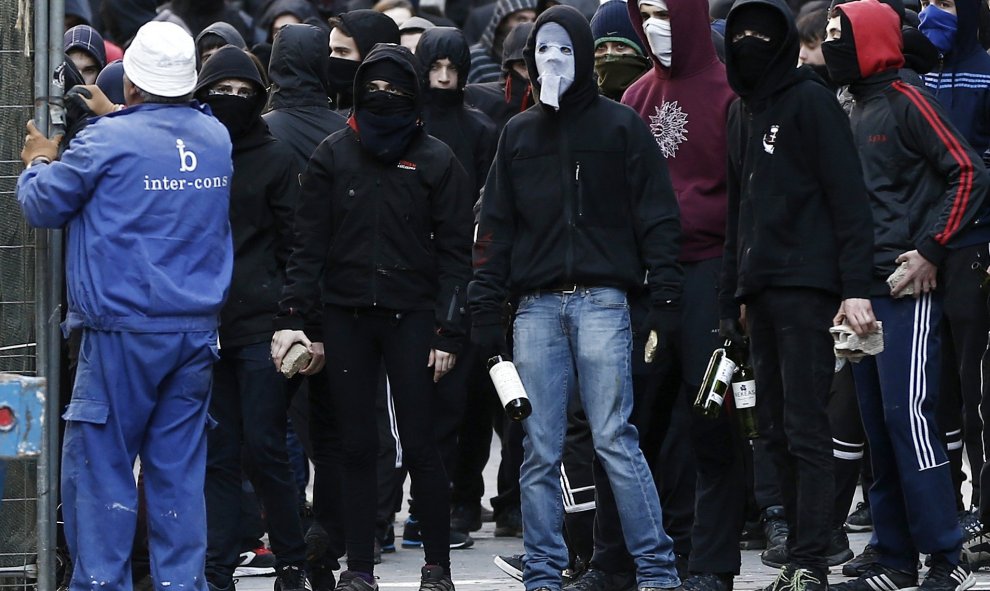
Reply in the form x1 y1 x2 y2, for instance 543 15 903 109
0 1 39 590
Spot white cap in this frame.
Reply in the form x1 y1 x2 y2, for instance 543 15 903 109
123 21 197 98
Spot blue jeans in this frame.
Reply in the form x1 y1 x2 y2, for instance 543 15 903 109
513 288 679 591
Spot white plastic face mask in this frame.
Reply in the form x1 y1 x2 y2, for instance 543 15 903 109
641 0 672 67
534 22 575 109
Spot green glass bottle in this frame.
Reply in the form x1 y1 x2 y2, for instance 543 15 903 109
731 357 759 439
694 340 736 418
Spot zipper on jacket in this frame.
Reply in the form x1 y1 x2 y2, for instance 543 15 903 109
559 122 575 280
575 162 583 217
446 286 460 322
372 182 380 307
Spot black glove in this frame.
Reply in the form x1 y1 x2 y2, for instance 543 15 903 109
471 322 508 361
640 303 680 352
718 318 747 348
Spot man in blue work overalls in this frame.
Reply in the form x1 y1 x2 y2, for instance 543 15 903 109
16 21 233 591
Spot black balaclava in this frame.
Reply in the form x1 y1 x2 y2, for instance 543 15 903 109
330 10 401 107
821 11 861 86
729 4 787 90
194 46 266 142
353 45 422 162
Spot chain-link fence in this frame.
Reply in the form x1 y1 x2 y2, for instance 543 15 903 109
0 1 41 589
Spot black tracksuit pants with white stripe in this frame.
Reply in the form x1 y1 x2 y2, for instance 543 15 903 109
851 293 962 572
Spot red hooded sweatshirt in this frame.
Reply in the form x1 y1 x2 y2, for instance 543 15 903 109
622 0 736 262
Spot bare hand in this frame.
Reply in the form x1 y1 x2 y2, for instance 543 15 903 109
300 342 326 375
834 298 878 336
271 329 311 371
21 121 62 166
428 349 457 382
892 250 937 298
73 85 118 116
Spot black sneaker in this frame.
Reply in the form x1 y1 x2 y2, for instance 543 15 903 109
334 571 378 591
920 561 974 591
495 506 523 537
829 529 855 565
450 504 482 533
236 546 277 576
959 510 983 541
564 568 607 591
741 519 768 550
419 565 455 591
764 565 796 591
682 573 732 591
403 517 423 548
831 563 918 591
762 545 788 569
762 529 854 569
763 506 790 548
450 530 474 549
494 555 523 582
785 568 827 591
275 565 310 591
844 502 873 533
843 545 880 578
963 528 990 571
308 561 337 591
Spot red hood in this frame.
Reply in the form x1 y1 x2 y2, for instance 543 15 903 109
837 0 903 78
627 0 718 79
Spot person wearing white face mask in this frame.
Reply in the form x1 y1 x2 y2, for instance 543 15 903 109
469 6 684 591
640 0 673 66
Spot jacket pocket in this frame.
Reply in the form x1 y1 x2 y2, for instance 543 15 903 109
62 398 110 424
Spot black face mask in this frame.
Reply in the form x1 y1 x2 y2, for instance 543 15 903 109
327 57 361 96
807 62 834 87
594 54 651 101
731 36 777 90
427 88 463 107
821 38 861 87
205 94 258 140
355 91 419 162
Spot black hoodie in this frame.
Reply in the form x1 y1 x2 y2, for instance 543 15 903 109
260 0 320 40
470 6 682 325
196 46 302 347
276 44 473 352
264 24 348 167
719 0 874 319
464 22 535 134
416 27 498 202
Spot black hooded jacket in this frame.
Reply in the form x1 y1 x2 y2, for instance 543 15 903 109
196 21 248 51
470 6 682 325
464 22 535 134
416 28 498 202
719 0 874 319
156 0 251 40
332 10 401 112
264 24 348 167
196 46 301 347
260 0 320 40
275 45 473 352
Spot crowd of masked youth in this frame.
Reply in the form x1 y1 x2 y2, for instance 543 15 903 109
45 0 990 590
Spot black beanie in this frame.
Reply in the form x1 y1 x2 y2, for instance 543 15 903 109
729 4 788 45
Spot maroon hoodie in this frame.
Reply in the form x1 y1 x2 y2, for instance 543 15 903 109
622 0 736 262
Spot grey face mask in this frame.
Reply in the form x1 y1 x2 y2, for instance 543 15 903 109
534 22 575 109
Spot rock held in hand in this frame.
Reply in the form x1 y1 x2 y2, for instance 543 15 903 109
280 343 312 378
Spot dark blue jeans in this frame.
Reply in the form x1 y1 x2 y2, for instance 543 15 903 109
205 341 305 587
